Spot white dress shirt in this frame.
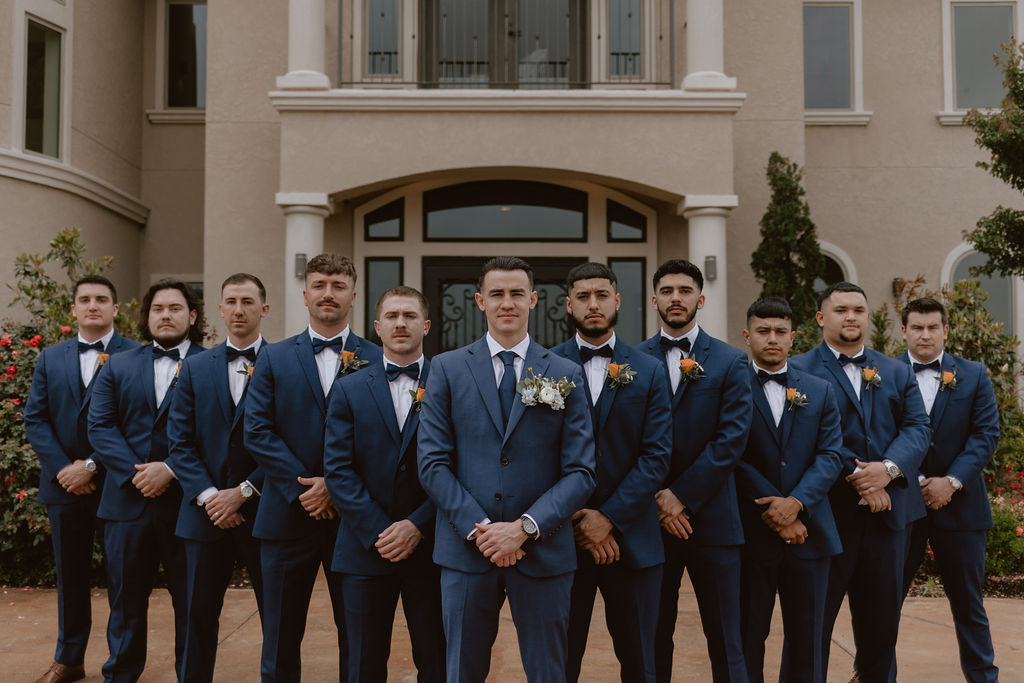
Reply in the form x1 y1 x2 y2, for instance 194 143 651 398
577 332 615 405
226 336 263 406
753 361 788 427
154 339 191 409
384 354 424 431
309 325 350 396
908 351 943 416
826 343 865 400
661 325 700 394
78 328 115 387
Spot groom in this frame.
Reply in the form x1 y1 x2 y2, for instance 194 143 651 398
417 256 596 682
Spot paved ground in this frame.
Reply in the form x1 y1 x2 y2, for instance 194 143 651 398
4 572 1022 681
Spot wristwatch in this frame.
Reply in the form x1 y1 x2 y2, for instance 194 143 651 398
239 481 255 499
520 515 538 539
84 458 97 472
883 461 900 480
946 475 963 491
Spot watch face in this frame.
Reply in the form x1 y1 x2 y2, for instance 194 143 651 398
522 517 537 535
240 483 253 498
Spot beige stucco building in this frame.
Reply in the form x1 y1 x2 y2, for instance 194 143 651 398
2 0 1021 351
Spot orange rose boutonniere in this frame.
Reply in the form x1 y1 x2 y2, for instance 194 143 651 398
679 357 705 383
409 383 426 412
938 370 958 392
862 366 881 391
97 352 109 367
606 362 637 389
236 362 254 378
339 348 369 375
786 387 809 411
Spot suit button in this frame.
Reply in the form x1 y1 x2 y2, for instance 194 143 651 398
781 461 787 467
501 458 510 466
399 464 407 472
494 493 502 501
596 449 603 459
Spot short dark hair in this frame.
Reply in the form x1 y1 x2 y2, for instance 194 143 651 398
375 285 430 319
565 262 617 292
305 253 357 284
902 297 948 326
138 278 206 344
746 297 793 324
477 256 534 291
652 259 703 292
816 281 867 311
73 275 117 302
221 273 267 302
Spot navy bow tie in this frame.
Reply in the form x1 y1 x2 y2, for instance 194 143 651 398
837 353 866 367
311 336 346 355
757 369 787 386
78 340 104 354
659 336 692 354
226 346 257 363
386 363 419 382
152 346 181 362
579 345 614 364
912 360 941 373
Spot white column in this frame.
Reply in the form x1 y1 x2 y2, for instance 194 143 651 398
277 192 334 334
679 194 738 340
682 0 737 91
276 0 330 90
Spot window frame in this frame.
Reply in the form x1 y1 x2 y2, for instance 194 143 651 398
939 0 1023 125
802 0 871 126
148 0 207 124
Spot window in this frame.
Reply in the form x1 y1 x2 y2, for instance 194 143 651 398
167 1 207 107
365 198 404 240
24 19 62 157
803 1 869 125
366 0 401 75
364 258 404 344
608 0 642 77
953 252 1016 331
813 255 847 293
608 258 645 344
607 199 646 241
953 3 1013 109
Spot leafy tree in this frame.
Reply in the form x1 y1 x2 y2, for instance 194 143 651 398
963 40 1024 278
751 152 827 327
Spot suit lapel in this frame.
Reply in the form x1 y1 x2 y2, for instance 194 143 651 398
467 337 506 437
295 334 326 413
596 344 626 434
931 354 955 426
673 329 709 410
141 345 157 415
861 351 876 429
368 365 402 448
398 361 429 458
503 341 549 446
818 344 864 424
780 370 799 448
750 366 782 447
65 340 84 406
212 344 234 427
155 345 201 422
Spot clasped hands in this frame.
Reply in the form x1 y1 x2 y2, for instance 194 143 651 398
474 521 528 568
204 486 246 529
656 488 693 539
132 462 174 498
754 495 808 544
56 459 97 495
920 476 956 510
572 508 620 565
847 460 893 513
297 476 337 520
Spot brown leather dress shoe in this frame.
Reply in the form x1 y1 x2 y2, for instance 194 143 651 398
33 660 85 683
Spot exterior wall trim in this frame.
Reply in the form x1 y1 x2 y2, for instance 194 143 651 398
0 149 149 224
804 111 872 126
269 88 747 113
818 240 859 284
145 109 206 124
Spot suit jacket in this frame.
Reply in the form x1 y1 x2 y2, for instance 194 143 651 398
167 342 267 542
899 352 1000 531
25 332 139 505
790 343 931 530
244 330 382 540
550 339 671 569
324 359 436 576
88 342 205 522
735 364 844 559
417 336 596 577
638 329 752 546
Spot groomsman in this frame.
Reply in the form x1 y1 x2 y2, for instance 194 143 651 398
418 256 596 682
551 262 671 683
637 258 752 683
25 276 138 683
899 297 1000 682
245 253 381 682
790 282 930 683
88 279 207 682
167 273 270 682
325 285 445 682
736 297 843 683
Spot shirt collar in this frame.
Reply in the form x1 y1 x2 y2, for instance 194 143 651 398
660 324 700 347
825 343 865 360
751 361 788 375
576 332 616 351
486 332 531 360
308 325 349 343
907 350 944 367
78 328 115 349
382 354 424 371
227 335 263 353
154 339 191 356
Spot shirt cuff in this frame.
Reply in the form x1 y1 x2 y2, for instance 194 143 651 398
946 475 963 490
790 496 805 511
163 462 177 479
522 513 541 540
883 459 903 479
918 474 926 483
467 517 492 541
196 487 218 506
242 479 261 496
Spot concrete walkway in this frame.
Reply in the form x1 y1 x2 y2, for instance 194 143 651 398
3 572 1022 681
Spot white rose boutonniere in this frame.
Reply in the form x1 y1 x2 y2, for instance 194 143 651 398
516 367 575 411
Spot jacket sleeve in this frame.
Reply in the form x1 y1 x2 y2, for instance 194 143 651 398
167 360 217 503
880 363 931 484
790 382 844 514
946 365 1000 484
24 349 72 485
87 357 142 488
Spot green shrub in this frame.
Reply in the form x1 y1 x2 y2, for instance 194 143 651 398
987 493 1024 577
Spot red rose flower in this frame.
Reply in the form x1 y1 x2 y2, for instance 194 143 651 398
5 366 16 377
61 325 72 334
16 489 27 502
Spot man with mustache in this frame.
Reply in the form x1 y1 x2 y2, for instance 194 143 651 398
245 253 381 682
637 259 752 682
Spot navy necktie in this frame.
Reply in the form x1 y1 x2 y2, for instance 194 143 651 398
912 360 940 373
152 346 180 362
78 340 104 354
226 346 257 363
757 369 787 386
311 336 346 355
838 353 866 367
579 345 613 364
498 351 517 426
659 336 691 354
386 363 419 382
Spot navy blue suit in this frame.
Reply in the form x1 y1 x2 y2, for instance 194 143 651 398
899 353 1000 682
735 364 843 683
418 336 596 682
638 329 752 683
244 330 381 682
324 358 444 683
167 342 267 683
790 344 930 683
24 332 138 668
88 341 205 683
551 338 671 683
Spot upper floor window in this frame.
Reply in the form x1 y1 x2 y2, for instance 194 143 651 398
953 2 1013 109
25 19 62 157
803 1 870 125
167 0 207 107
